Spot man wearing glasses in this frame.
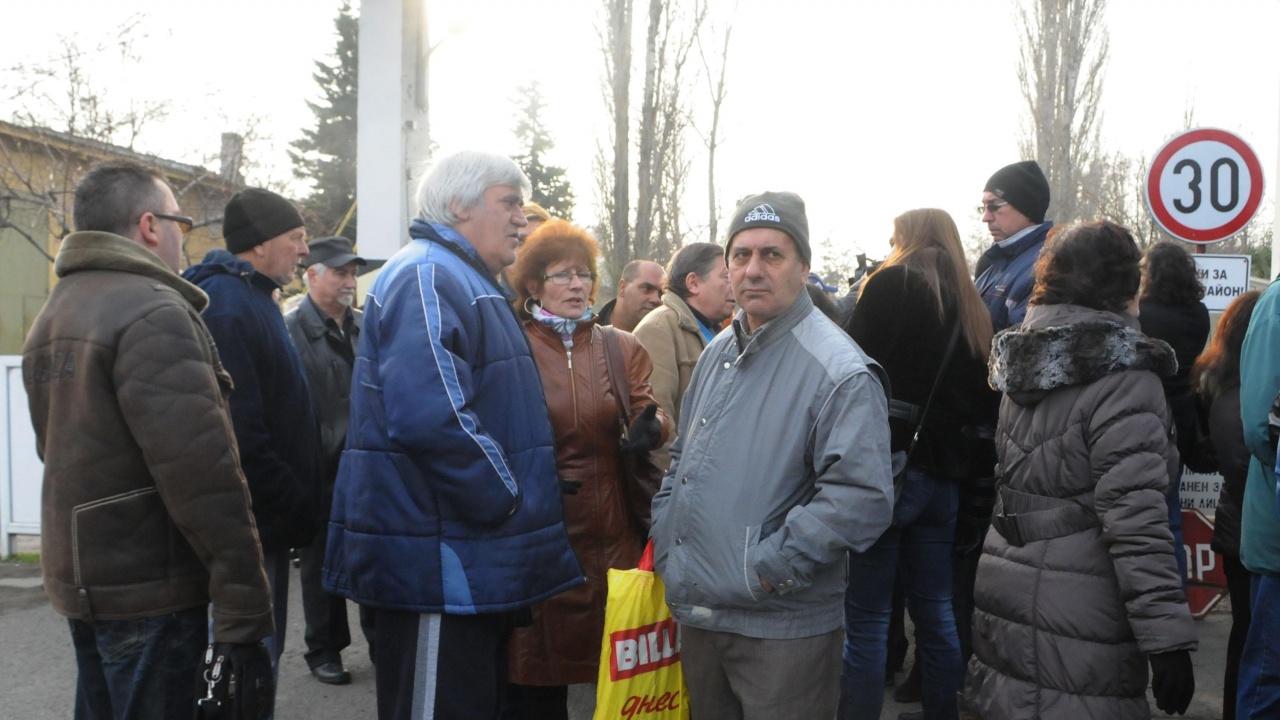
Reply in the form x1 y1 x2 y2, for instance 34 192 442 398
975 160 1053 332
23 161 274 719
184 188 323 687
324 150 581 720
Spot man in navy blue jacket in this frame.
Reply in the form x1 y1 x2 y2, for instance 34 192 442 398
323 150 582 720
974 160 1053 333
183 188 322 686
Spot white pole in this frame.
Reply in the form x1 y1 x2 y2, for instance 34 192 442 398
356 0 430 262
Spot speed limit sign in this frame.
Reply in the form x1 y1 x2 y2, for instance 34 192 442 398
1145 128 1265 244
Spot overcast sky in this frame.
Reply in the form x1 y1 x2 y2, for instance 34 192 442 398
2 0 1277 271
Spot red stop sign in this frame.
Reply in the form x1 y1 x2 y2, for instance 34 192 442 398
1182 509 1227 619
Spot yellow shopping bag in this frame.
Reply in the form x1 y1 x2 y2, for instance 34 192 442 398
593 541 689 720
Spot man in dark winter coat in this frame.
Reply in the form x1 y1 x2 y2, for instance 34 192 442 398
24 161 274 719
183 188 323 683
323 150 582 720
284 236 368 686
975 160 1054 333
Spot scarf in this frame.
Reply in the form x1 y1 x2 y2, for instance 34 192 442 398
531 304 595 349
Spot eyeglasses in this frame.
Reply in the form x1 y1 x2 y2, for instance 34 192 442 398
977 201 1008 216
543 270 596 286
151 212 194 234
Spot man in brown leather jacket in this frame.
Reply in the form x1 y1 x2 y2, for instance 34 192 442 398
22 161 274 720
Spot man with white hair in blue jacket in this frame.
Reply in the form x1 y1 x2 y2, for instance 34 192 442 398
323 150 582 720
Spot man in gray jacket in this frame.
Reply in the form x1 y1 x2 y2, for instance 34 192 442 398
650 192 894 719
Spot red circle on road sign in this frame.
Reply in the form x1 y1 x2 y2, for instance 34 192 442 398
1146 128 1265 244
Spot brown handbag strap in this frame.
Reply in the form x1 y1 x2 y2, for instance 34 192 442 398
599 325 631 435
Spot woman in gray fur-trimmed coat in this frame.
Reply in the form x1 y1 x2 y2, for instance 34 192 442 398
964 221 1198 720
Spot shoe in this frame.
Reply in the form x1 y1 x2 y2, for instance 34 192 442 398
893 663 922 704
310 660 352 685
898 712 924 720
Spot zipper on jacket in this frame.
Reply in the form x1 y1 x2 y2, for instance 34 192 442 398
566 348 580 424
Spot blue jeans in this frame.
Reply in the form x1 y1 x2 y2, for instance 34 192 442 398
1237 573 1280 718
70 607 206 720
840 469 962 720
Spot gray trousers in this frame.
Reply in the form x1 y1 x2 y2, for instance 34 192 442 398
680 624 842 720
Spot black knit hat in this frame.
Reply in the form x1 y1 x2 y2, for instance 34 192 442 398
725 191 810 265
984 161 1050 224
222 188 305 254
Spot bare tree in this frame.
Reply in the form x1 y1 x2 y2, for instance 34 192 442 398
1016 0 1109 223
695 4 735 244
597 0 634 281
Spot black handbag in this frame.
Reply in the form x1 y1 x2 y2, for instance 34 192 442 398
887 323 961 503
600 326 666 533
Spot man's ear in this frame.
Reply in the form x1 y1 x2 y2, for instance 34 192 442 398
136 212 161 250
684 271 700 295
450 199 469 223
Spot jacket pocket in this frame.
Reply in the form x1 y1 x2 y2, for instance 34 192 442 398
72 488 167 587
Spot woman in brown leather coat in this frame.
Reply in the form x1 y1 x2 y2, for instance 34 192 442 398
505 219 670 719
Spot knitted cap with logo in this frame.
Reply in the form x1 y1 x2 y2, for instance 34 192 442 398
725 191 810 266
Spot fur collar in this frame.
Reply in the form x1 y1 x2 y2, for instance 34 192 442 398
989 316 1176 395
56 231 208 311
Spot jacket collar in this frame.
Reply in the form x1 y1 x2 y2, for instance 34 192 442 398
55 231 209 311
297 294 359 340
990 303 1176 399
663 292 702 334
408 219 506 293
730 287 814 356
983 221 1052 261
183 248 281 296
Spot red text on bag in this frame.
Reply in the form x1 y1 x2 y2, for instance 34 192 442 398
620 691 681 718
609 617 681 681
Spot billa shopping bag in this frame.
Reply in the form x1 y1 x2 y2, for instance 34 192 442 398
593 541 689 720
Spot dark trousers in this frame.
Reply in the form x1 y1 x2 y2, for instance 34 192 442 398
298 527 352 668
70 607 206 720
1238 573 1280 718
374 609 519 720
1223 553 1253 720
503 684 568 720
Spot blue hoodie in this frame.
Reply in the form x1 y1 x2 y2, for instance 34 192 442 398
323 221 582 614
183 249 322 552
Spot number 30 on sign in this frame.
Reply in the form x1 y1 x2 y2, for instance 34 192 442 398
1145 128 1265 244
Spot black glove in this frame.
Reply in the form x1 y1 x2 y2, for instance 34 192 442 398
197 641 275 720
621 404 661 454
559 478 583 495
1149 649 1194 715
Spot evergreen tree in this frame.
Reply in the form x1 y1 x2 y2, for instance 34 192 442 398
290 1 358 240
513 82 575 220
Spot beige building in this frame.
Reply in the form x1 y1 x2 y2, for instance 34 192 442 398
0 121 245 354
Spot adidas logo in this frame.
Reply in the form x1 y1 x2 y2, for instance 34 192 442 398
743 204 780 223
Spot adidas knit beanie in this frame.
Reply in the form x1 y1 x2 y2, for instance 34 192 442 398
222 188 305 254
725 191 810 266
984 161 1050 224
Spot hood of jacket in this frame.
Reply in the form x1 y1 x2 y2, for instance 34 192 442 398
989 303 1176 407
181 248 257 286
56 231 209 312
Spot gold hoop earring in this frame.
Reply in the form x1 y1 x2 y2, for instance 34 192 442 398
524 297 539 315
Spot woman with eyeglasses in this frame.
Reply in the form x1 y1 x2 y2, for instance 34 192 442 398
838 208 998 720
503 219 669 719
